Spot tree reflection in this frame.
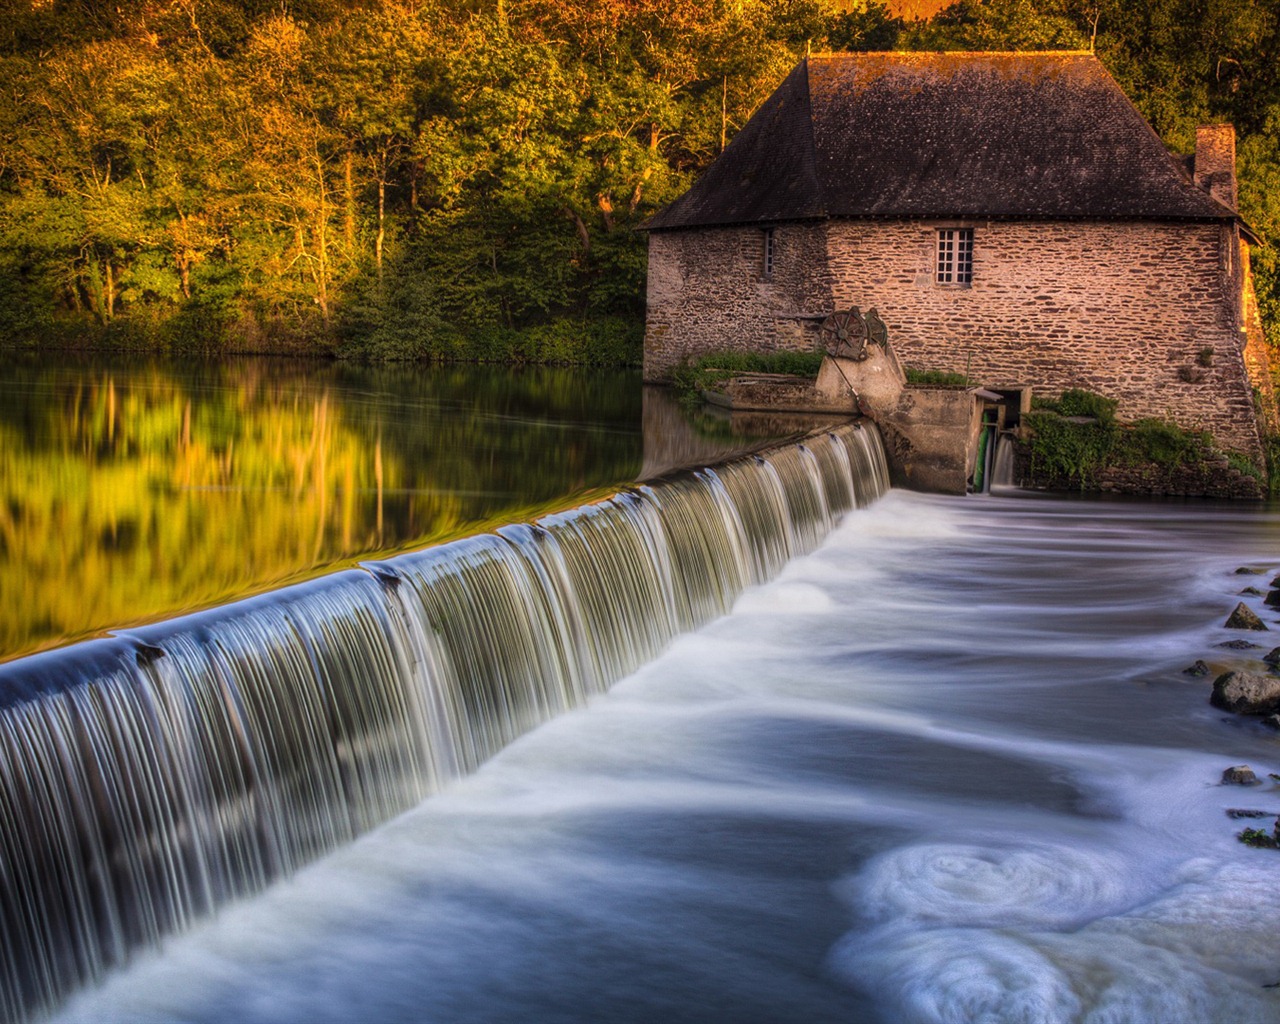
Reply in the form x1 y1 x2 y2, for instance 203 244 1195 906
0 360 643 659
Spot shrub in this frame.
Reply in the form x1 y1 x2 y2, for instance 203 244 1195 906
1119 418 1209 468
1024 412 1117 488
1054 389 1118 424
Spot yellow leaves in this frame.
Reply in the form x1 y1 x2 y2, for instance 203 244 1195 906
244 15 309 83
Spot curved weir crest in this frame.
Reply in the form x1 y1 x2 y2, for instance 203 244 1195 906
0 422 889 1022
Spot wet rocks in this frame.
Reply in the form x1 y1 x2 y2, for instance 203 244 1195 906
1216 639 1262 650
1225 603 1268 630
1241 586 1264 597
1226 808 1271 819
1235 567 1266 575
1265 647 1280 666
1222 764 1261 786
1182 660 1211 677
1211 672 1280 715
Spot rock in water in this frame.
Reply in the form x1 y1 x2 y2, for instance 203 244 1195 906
1217 639 1262 650
1266 590 1280 608
1222 765 1261 786
1264 647 1280 666
1225 603 1268 630
1182 660 1211 677
1242 586 1264 597
1212 672 1280 715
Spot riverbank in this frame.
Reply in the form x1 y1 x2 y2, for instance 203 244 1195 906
0 314 644 368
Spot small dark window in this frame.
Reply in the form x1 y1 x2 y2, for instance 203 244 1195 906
762 228 775 279
936 228 973 285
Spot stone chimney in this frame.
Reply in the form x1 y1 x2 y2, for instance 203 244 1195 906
1194 124 1237 211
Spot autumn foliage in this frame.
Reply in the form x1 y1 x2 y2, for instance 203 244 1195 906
0 0 1276 362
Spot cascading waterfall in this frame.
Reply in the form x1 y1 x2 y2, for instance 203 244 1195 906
0 422 889 1023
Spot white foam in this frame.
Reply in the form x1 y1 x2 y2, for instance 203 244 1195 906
844 841 1139 929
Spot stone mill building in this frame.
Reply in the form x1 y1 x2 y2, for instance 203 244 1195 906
642 52 1271 458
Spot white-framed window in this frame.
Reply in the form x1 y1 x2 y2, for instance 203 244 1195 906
762 228 775 279
936 228 973 286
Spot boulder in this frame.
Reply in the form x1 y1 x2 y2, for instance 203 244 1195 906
1264 647 1280 666
1182 660 1211 677
1226 808 1271 818
1266 590 1280 607
1217 639 1262 650
1241 586 1264 597
1225 603 1268 630
1222 765 1261 786
1212 672 1280 715
1235 567 1266 575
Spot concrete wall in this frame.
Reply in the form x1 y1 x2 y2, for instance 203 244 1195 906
644 217 1263 457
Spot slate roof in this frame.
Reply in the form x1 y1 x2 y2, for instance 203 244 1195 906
644 52 1238 231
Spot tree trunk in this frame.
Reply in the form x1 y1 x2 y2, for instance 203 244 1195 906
343 149 356 256
565 206 591 253
104 260 116 320
720 76 728 153
376 177 385 284
314 156 331 324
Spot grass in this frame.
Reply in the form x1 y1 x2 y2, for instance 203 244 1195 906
672 350 826 404
904 368 970 386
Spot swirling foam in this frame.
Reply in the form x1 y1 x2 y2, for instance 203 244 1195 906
829 844 1280 1023
844 842 1136 929
831 927 1271 1024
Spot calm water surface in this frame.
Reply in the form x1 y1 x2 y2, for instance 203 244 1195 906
0 359 656 659
52 491 1280 1023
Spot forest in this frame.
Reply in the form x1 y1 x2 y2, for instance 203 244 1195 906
0 0 1277 364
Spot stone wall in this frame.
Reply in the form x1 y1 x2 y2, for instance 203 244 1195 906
644 217 1264 459
825 219 1260 457
643 223 831 381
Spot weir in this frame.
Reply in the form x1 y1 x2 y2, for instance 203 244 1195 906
0 423 889 1023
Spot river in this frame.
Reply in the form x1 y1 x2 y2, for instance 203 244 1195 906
47 488 1280 1023
0 359 699 660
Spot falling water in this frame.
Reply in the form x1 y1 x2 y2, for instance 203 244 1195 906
990 432 1016 490
0 424 888 1023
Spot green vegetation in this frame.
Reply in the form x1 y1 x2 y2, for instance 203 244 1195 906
1023 411 1118 488
1238 828 1279 849
672 349 826 404
1024 389 1251 489
1036 388 1119 424
905 368 970 386
0 1 1277 365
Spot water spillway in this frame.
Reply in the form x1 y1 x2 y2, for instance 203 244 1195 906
0 423 889 1022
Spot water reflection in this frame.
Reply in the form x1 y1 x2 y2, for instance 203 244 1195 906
0 359 648 659
640 388 849 480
